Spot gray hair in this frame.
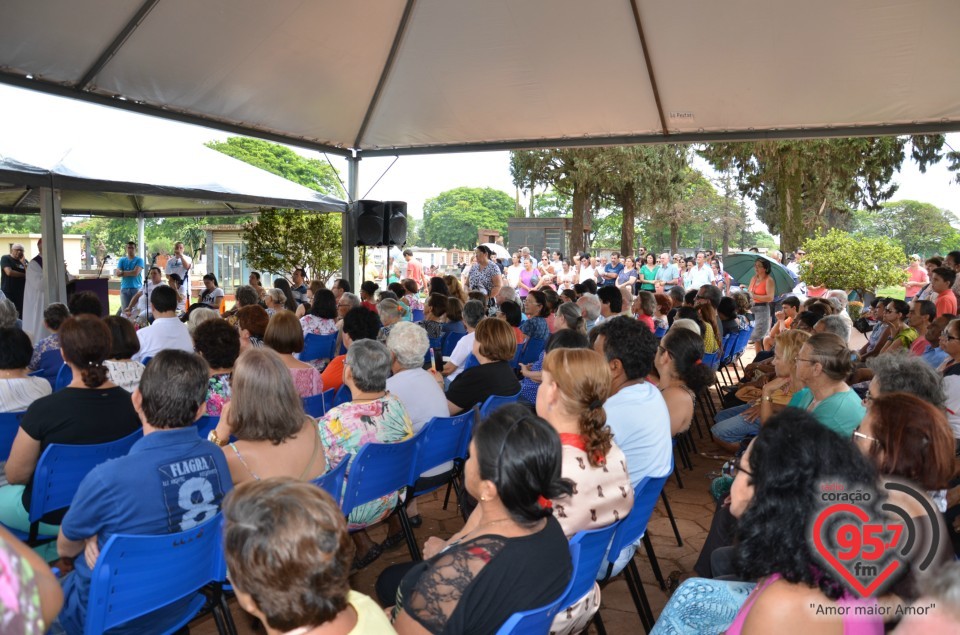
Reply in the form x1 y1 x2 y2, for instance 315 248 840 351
0 298 17 329
825 289 849 309
463 299 486 328
234 284 259 308
578 293 601 321
378 298 404 324
386 321 429 370
868 353 946 408
918 562 960 617
497 286 517 304
670 318 702 336
340 292 360 308
636 290 656 317
187 307 219 336
345 339 391 392
817 315 850 342
266 288 285 306
556 301 586 333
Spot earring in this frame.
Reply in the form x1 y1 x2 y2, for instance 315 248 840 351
480 496 487 502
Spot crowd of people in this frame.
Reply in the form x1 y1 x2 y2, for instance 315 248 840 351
0 242 959 634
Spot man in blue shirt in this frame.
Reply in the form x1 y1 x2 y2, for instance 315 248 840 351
653 252 680 292
114 241 144 316
601 252 623 287
55 350 231 634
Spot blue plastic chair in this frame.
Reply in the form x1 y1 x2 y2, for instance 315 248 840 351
333 384 352 407
519 338 546 365
411 308 425 322
303 392 327 418
34 349 63 389
84 514 235 635
701 351 719 370
301 333 337 362
312 456 349 506
558 523 621 628
479 391 521 419
599 475 671 630
496 544 580 635
141 356 153 366
10 430 143 544
0 411 26 461
463 353 480 370
193 416 220 439
442 331 466 357
428 336 443 351
340 438 419 559
54 363 73 391
653 326 667 339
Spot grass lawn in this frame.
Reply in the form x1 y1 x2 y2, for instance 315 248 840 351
107 295 122 315
874 286 906 300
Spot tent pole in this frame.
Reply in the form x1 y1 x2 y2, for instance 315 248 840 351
38 186 67 304
342 154 359 289
137 213 146 267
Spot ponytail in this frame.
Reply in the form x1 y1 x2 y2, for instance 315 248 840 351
663 328 716 393
79 362 109 388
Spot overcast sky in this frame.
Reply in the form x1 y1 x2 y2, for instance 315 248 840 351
2 84 957 228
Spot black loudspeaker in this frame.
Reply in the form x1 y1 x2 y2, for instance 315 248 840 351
383 201 407 246
352 200 385 246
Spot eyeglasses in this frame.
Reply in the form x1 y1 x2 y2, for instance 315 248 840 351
940 333 960 341
794 357 817 364
851 426 878 445
861 393 875 406
723 456 753 478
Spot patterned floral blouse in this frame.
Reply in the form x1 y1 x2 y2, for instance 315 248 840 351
289 366 323 398
300 315 338 337
28 334 60 371
0 538 45 634
520 316 550 342
317 393 413 530
205 372 232 417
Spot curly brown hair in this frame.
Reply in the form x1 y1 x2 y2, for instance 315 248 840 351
541 348 613 467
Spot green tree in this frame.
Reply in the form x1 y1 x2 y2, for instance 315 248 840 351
852 200 960 257
530 189 572 218
421 187 518 249
0 215 42 233
207 137 345 282
800 229 907 300
700 135 952 253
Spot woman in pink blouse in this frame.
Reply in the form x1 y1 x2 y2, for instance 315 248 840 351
264 310 323 398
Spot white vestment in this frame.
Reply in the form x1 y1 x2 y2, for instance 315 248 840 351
22 257 47 343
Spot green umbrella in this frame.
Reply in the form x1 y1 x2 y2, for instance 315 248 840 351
723 253 797 297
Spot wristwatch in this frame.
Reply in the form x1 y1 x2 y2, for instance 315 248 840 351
762 395 774 403
207 429 228 447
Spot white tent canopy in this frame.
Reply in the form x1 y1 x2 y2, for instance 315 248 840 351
0 0 957 158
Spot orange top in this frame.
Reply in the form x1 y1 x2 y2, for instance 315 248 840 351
750 275 769 297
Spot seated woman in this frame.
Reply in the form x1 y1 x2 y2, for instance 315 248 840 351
787 332 864 437
320 307 382 394
633 290 657 332
0 316 139 546
264 310 323 398
198 273 224 309
498 300 525 343
653 293 672 332
299 288 338 338
654 410 884 634
445 318 520 415
717 296 741 337
402 279 424 313
318 340 413 570
194 318 241 417
697 302 722 354
223 478 395 635
102 316 145 393
537 347 634 634
209 348 325 485
0 327 52 412
377 298 406 343
656 328 717 436
377 404 573 635
857 298 892 361
441 297 466 335
876 299 917 354
273 278 299 312
166 272 187 316
294 279 324 318
419 292 447 340
237 304 269 351
519 325 589 405
443 274 468 304
520 290 550 341
711 329 809 452
28 302 69 373
263 288 286 317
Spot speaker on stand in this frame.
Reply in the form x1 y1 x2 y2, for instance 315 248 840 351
383 202 407 286
350 200 385 284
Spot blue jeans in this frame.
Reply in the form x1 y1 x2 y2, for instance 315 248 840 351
651 578 755 634
711 404 760 444
119 287 140 315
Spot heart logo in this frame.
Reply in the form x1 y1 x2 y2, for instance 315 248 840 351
811 503 904 597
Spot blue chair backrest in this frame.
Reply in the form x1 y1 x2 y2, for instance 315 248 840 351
519 338 546 365
321 387 336 413
479 392 521 419
193 416 220 439
333 385 352 407
495 546 577 635
561 522 620 607
415 410 476 476
35 349 64 388
720 332 739 364
428 336 443 351
0 411 26 462
733 325 754 355
456 407 481 459
654 326 667 339
303 392 327 418
312 456 349 506
54 363 73 391
340 438 418 518
442 331 466 357
141 356 153 366
604 475 669 576
85 514 226 634
701 352 719 370
412 309 425 322
463 353 480 370
301 333 338 362
30 430 143 524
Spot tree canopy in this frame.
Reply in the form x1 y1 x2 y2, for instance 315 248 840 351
421 187 518 249
851 200 960 258
801 229 907 299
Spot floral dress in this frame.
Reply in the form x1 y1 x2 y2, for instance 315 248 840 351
28 334 59 371
205 373 231 417
0 538 45 634
317 394 413 530
300 315 337 337
290 366 323 398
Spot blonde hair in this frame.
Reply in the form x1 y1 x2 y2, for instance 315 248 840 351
774 329 811 376
443 275 468 303
541 348 613 467
227 348 307 444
